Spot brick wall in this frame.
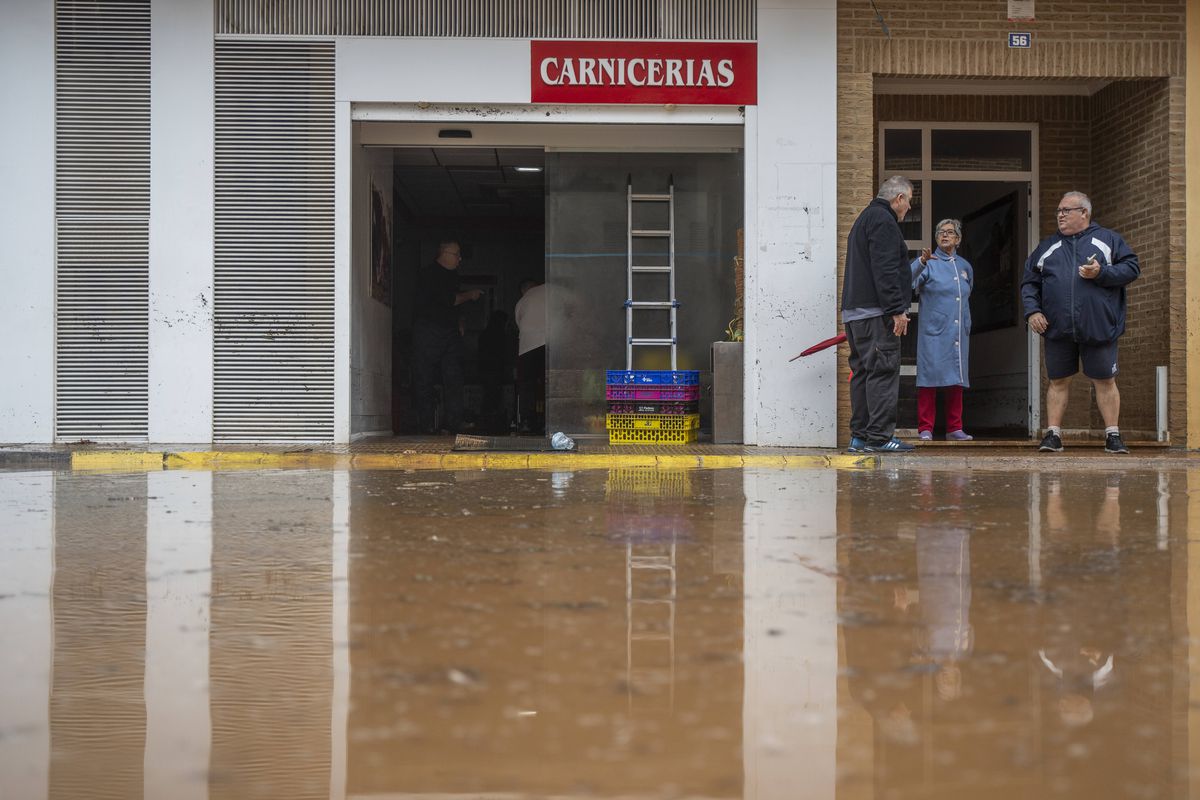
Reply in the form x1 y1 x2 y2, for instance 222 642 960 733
836 0 1187 444
1090 79 1176 434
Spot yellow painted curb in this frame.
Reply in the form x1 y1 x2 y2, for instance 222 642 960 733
70 449 880 472
72 451 165 470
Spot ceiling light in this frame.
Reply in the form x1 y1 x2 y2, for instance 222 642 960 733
514 166 543 173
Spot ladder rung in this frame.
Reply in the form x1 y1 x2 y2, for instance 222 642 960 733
631 633 672 641
627 301 675 309
631 193 671 201
631 265 672 273
630 338 675 346
632 230 671 237
629 598 675 605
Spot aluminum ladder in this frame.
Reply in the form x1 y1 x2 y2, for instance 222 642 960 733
626 177 677 370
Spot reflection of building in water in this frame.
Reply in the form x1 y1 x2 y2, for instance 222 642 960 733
0 473 53 799
49 474 149 799
345 469 744 798
209 472 333 799
836 469 1184 799
607 469 692 714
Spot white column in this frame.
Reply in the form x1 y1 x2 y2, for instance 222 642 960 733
334 102 353 444
743 468 839 800
747 0 838 446
144 471 212 799
0 1 55 443
0 472 55 800
149 0 214 443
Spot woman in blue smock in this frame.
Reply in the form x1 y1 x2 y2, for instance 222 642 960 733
911 219 973 441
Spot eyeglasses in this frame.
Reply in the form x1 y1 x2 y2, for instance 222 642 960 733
936 229 959 237
1055 206 1085 216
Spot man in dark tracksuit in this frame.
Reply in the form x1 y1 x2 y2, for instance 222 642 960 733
412 240 481 434
841 176 916 453
1022 191 1139 454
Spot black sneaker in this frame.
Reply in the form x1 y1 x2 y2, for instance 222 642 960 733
1038 432 1063 453
1104 432 1129 454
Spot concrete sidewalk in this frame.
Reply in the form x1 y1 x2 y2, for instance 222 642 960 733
0 436 1192 472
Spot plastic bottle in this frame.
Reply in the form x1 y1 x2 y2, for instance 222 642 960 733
550 431 575 451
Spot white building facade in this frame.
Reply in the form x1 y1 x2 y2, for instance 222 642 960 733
0 0 839 446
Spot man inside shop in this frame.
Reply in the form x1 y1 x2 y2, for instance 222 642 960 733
411 240 482 435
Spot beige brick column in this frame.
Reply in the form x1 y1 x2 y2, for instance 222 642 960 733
836 72 874 446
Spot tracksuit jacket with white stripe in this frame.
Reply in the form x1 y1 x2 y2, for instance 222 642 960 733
1020 222 1140 345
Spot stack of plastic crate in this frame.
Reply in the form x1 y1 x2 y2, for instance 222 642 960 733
605 370 700 445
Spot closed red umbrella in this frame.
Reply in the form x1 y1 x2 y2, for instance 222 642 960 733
789 333 847 362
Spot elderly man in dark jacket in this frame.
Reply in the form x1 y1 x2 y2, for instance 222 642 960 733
841 176 916 453
1022 191 1139 454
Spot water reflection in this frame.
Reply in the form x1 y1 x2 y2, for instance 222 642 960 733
0 466 1190 798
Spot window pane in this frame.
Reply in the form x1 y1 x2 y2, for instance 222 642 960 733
883 128 921 173
898 180 922 241
545 152 741 434
931 129 1032 172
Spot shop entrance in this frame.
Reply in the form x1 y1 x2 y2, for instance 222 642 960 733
879 124 1036 439
351 121 744 440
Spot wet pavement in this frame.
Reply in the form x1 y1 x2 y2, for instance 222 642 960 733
0 464 1195 798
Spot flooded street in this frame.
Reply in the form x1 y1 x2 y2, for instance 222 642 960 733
0 465 1194 799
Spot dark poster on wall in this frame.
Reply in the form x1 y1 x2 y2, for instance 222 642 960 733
370 179 392 307
962 192 1018 333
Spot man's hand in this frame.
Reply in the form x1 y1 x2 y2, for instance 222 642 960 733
892 312 909 336
1028 312 1048 334
1078 255 1101 280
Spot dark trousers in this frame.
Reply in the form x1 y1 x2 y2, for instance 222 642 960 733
517 346 546 433
412 323 464 433
845 315 901 443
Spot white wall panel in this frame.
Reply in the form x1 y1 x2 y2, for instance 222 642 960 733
336 38 530 105
746 0 837 446
0 0 54 443
149 0 215 443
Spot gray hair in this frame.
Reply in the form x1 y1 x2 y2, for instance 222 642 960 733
935 219 962 238
1061 191 1092 215
876 175 914 202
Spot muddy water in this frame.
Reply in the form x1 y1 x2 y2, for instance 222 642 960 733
0 466 1192 799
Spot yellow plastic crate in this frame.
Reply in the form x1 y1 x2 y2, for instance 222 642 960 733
606 413 701 431
608 427 699 445
605 468 693 496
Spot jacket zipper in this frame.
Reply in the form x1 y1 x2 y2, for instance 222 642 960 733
1068 236 1077 341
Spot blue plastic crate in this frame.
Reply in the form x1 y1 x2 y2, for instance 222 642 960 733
605 370 699 386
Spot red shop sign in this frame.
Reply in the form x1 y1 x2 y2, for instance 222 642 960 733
531 40 757 105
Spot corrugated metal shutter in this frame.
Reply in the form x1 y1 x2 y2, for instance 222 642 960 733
215 0 755 40
213 41 335 442
54 0 151 441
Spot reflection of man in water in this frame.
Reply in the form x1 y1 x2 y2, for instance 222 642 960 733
1038 473 1122 728
914 471 973 702
514 278 547 434
411 241 482 434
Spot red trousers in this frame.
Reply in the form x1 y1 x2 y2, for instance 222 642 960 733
917 385 964 433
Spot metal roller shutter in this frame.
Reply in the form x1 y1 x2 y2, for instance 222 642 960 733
213 41 335 442
215 0 755 40
55 0 151 441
